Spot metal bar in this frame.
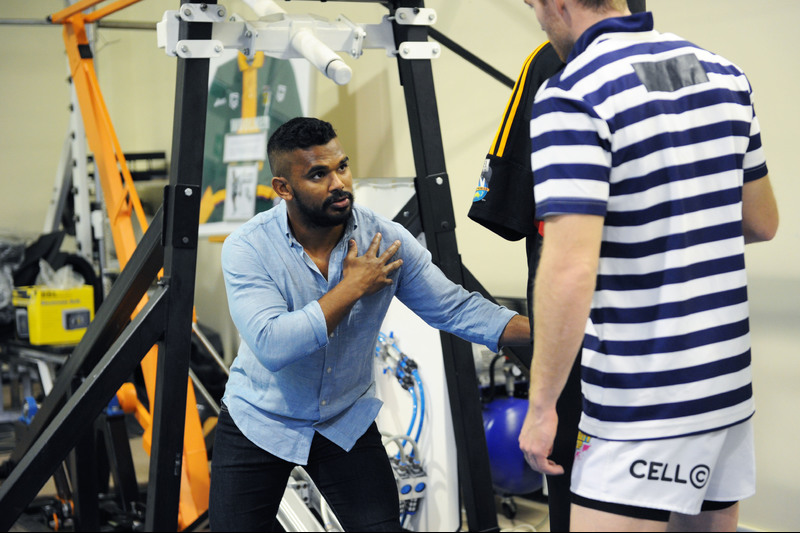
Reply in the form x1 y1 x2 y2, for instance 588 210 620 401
0 287 169 531
277 484 327 532
0 18 156 30
391 193 422 239
629 0 647 13
103 414 141 513
43 133 73 234
50 0 106 23
189 368 220 417
428 27 514 89
144 1 213 527
84 0 144 23
9 209 164 465
390 2 499 530
192 322 229 378
69 421 100 531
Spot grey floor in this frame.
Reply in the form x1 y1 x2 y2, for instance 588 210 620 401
477 496 550 532
2 427 550 532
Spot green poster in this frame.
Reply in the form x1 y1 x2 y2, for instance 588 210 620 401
200 52 307 224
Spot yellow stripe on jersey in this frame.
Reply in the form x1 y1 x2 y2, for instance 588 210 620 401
490 41 550 158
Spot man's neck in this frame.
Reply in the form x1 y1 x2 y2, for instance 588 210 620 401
287 213 346 257
568 4 630 43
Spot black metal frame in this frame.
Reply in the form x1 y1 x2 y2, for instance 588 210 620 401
0 1 532 531
387 5 499 531
0 0 211 529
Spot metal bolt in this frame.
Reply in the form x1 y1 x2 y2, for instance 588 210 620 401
398 12 406 20
428 14 435 22
180 44 189 54
182 236 190 244
435 176 444 185
245 31 253 38
402 47 410 56
243 48 250 56
184 187 193 197
218 8 226 18
183 7 192 17
433 46 440 55
214 44 223 53
403 210 410 218
441 221 450 230
200 3 207 10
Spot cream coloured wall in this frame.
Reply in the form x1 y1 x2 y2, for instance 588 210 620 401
1 1 797 530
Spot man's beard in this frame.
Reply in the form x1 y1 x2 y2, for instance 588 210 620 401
294 188 354 228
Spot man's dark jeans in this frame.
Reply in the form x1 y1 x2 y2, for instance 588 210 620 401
209 404 401 531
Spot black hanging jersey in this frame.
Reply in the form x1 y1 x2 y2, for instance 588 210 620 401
468 42 564 241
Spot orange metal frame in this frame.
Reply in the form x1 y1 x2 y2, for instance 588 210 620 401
50 1 209 529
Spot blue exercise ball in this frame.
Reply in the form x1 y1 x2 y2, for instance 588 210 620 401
482 397 543 495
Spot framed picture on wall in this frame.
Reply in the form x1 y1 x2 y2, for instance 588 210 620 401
198 49 314 234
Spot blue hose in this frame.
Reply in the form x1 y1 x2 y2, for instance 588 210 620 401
412 369 425 445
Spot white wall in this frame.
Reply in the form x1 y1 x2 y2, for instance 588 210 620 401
1 1 797 530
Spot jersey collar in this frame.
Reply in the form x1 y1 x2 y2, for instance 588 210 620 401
568 11 654 63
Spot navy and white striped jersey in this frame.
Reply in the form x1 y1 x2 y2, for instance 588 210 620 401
530 12 769 440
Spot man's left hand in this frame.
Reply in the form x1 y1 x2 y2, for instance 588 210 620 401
518 404 564 475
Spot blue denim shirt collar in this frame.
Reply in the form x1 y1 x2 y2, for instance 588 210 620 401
567 11 654 63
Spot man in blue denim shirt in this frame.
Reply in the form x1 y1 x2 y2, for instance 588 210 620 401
209 117 531 531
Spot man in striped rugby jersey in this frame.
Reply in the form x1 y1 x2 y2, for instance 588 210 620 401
518 1 778 530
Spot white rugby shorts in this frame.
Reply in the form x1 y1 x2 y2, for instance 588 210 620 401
570 419 755 516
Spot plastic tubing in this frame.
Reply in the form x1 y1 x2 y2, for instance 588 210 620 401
398 386 418 460
290 28 352 85
381 433 422 463
412 369 425 445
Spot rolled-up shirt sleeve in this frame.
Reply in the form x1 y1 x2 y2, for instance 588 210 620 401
221 236 329 372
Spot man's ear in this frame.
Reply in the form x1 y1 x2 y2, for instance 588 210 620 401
272 176 293 201
556 0 570 21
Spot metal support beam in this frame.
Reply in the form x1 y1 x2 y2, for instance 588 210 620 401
0 288 169 530
0 2 211 529
390 2 499 530
8 210 164 466
144 0 211 526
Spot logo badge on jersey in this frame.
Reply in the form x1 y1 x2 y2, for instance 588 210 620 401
575 430 592 460
472 158 492 202
228 91 240 110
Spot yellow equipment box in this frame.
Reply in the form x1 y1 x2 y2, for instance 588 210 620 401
12 285 94 346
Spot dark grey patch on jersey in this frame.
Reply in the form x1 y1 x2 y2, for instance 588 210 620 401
632 53 709 92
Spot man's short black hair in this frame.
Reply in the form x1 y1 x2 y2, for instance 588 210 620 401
267 117 337 177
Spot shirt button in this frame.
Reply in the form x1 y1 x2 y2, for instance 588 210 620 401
327 367 332 374
321 400 327 406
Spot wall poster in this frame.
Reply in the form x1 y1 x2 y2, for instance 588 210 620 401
199 49 313 233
